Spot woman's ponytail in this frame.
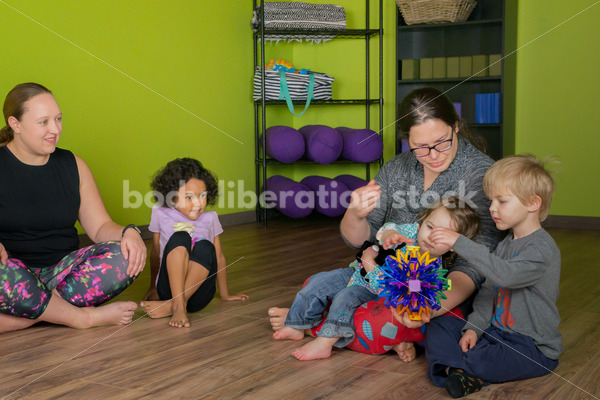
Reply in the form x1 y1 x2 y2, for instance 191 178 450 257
0 125 12 147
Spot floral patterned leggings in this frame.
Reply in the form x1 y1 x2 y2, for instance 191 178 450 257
0 241 135 319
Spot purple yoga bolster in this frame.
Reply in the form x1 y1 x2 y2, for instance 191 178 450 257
334 174 369 192
298 125 343 164
300 175 349 217
261 126 305 163
264 175 314 218
336 126 383 163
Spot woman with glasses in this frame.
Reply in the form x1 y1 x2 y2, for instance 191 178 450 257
269 87 502 360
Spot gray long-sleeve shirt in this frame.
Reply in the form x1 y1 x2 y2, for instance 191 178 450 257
454 228 563 359
343 138 503 294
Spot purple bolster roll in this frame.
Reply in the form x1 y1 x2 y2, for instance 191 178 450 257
300 175 350 217
334 174 369 192
336 126 383 163
261 126 305 163
264 175 314 218
298 125 343 164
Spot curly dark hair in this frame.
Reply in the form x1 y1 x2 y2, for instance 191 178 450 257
150 158 218 206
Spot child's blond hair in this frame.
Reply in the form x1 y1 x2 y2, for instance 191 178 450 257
483 154 555 221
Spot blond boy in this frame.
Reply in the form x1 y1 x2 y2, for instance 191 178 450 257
426 154 562 398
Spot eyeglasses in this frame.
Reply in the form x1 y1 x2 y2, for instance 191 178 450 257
409 135 454 158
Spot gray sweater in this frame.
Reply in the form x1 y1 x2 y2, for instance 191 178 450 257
454 228 563 359
343 138 503 292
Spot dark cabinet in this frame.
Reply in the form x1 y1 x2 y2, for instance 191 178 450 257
395 0 505 160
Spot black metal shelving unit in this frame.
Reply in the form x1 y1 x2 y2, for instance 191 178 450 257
253 0 384 226
395 0 506 160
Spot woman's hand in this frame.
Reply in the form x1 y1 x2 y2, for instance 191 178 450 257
347 180 381 219
380 230 415 250
221 293 249 302
0 242 8 265
459 329 478 352
340 180 382 246
120 229 147 277
390 306 431 329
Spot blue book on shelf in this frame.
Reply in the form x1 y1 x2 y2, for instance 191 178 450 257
491 93 500 124
475 93 501 124
475 94 485 124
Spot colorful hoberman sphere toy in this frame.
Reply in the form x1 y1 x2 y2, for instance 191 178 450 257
378 245 451 321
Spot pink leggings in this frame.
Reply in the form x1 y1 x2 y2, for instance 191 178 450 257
0 242 135 319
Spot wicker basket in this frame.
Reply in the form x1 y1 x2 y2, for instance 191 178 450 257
396 0 477 25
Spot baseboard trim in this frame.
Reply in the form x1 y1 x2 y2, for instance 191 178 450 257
543 215 600 231
218 210 257 227
79 211 257 246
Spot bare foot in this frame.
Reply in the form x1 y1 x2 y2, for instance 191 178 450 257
169 303 190 328
85 301 138 327
273 326 304 341
292 337 338 361
140 300 173 319
268 307 289 331
392 342 416 362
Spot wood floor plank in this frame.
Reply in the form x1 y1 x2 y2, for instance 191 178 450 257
9 380 134 400
89 317 269 389
0 343 83 395
198 351 371 400
547 352 600 400
132 334 321 398
280 364 417 400
2 219 600 399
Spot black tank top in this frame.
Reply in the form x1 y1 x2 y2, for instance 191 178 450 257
0 146 80 268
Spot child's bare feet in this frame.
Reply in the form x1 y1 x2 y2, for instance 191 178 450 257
169 303 190 328
273 326 304 341
140 300 173 319
268 307 289 331
392 342 416 362
292 337 337 361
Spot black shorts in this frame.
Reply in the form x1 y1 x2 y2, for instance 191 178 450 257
157 231 218 312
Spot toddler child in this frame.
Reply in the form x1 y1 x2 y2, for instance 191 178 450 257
141 158 248 328
273 196 479 361
428 154 562 398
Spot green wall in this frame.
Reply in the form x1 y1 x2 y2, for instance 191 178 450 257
1 1 255 228
2 0 595 225
0 0 395 229
512 1 600 217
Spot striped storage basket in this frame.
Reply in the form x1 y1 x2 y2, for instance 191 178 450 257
253 67 334 101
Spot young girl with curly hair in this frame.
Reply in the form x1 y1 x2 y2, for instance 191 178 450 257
141 158 248 328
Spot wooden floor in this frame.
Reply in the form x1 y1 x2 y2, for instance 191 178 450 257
2 216 600 400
